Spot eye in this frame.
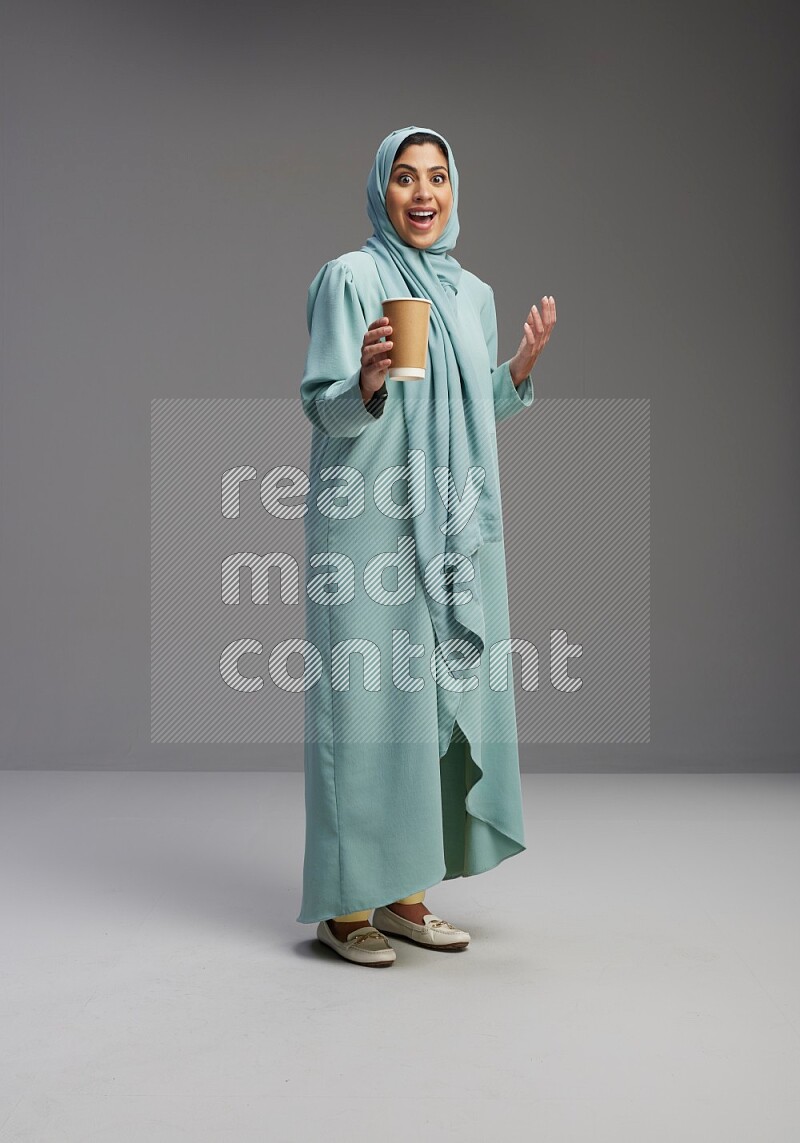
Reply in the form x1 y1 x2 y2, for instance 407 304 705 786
397 174 413 185
433 174 447 184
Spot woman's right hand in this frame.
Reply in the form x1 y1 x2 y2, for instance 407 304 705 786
359 317 393 400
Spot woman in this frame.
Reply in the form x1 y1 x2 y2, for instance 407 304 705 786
297 125 556 967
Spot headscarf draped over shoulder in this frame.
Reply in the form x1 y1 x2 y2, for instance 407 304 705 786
360 126 504 754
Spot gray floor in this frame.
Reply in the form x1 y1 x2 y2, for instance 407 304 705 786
0 771 798 1142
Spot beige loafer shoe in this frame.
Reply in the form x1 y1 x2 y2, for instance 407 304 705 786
316 921 396 967
372 906 470 950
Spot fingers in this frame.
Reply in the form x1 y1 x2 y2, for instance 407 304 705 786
521 295 554 365
539 296 556 328
365 328 384 344
528 298 556 325
540 295 555 348
365 317 392 339
361 320 393 387
362 337 393 363
526 296 557 354
526 309 544 359
363 322 392 348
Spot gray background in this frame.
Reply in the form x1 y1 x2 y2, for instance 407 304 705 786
2 0 797 771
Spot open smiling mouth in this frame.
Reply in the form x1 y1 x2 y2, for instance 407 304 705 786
407 210 437 230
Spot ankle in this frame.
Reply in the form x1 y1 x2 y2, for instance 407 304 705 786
328 917 371 938
388 900 428 922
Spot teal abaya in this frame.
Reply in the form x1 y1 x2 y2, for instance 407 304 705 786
296 127 534 924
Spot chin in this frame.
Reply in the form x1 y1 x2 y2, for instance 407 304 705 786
408 230 441 249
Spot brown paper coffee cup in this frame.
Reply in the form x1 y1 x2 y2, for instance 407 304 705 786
381 298 431 380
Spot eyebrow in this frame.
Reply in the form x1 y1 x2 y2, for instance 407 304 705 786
391 163 448 174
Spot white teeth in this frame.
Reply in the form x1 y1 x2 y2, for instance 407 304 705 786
409 211 434 218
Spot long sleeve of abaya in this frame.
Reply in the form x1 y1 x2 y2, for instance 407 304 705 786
479 283 535 424
301 259 386 437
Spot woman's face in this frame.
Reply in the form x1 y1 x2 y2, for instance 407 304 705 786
385 142 453 249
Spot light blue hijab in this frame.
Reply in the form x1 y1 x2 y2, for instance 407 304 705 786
360 125 503 687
